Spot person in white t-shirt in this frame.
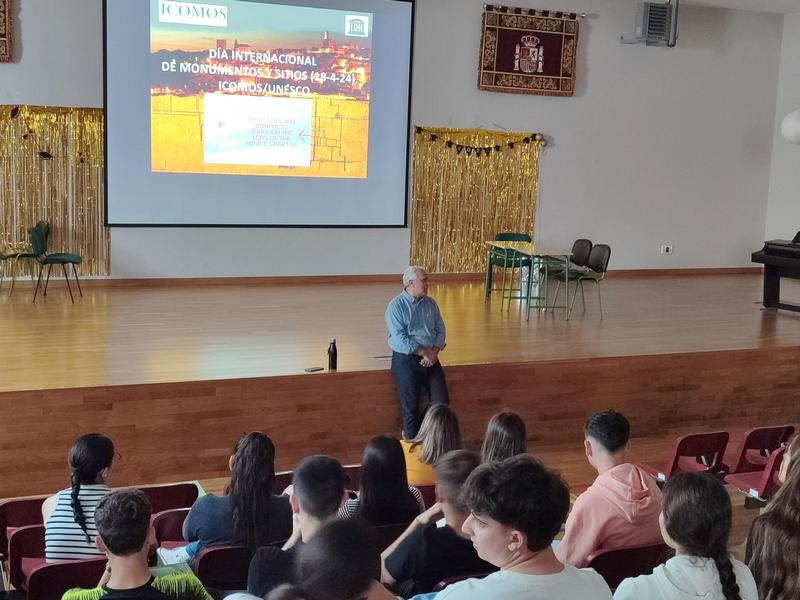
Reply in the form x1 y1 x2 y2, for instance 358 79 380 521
434 455 612 600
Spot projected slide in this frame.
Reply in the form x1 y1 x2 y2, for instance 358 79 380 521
150 0 372 178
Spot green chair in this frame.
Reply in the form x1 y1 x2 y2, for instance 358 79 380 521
27 223 83 303
0 245 37 297
485 232 533 309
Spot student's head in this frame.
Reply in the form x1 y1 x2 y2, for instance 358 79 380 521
583 410 630 470
357 435 420 525
459 455 569 568
291 455 347 520
480 411 527 463
229 431 278 550
68 433 115 543
403 266 428 298
433 450 480 531
746 435 800 600
410 404 463 465
94 489 153 557
267 519 381 600
661 473 741 600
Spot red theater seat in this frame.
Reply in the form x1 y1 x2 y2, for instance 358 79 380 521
586 543 672 590
8 524 45 591
0 495 46 561
725 446 786 503
641 431 729 483
138 482 199 513
152 507 190 547
721 425 794 474
26 557 107 600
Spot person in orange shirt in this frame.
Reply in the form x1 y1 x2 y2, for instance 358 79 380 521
400 404 462 487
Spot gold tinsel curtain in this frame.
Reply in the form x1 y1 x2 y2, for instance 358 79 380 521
410 127 543 273
0 105 109 275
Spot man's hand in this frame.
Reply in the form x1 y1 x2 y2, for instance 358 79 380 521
418 347 439 368
415 501 444 526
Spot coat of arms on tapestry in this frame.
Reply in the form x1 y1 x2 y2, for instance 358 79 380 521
0 0 11 63
479 5 579 97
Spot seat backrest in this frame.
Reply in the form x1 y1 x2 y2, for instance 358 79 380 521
570 239 593 267
27 557 107 600
151 508 190 544
8 524 45 590
587 543 672 590
0 496 46 559
195 544 252 589
26 226 48 257
138 483 199 513
586 244 611 274
494 232 531 242
416 484 436 509
343 464 361 491
732 425 795 474
667 431 730 477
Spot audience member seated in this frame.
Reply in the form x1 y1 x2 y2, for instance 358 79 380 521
381 449 495 596
556 410 663 567
44 433 115 562
338 435 424 524
266 520 396 600
479 411 527 463
61 489 211 600
400 404 462 487
433 455 613 599
614 472 758 600
247 455 348 598
746 434 800 600
158 431 292 564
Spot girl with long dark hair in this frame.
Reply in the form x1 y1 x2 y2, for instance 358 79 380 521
614 472 757 600
338 435 424 525
746 435 800 600
161 432 292 564
43 433 115 561
480 410 527 463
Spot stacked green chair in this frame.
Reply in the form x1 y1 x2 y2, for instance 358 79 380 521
552 244 611 319
27 222 83 303
486 232 532 310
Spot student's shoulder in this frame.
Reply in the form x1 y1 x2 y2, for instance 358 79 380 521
153 572 214 600
566 566 613 597
61 587 104 600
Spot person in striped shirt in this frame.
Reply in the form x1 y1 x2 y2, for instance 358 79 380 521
43 433 115 562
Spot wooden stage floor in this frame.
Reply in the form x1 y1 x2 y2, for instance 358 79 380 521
2 272 800 393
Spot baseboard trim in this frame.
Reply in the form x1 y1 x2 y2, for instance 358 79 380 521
68 267 761 287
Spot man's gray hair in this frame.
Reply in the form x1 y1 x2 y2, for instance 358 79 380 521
403 265 425 287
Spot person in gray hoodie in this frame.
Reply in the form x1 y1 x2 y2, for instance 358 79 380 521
614 472 758 600
556 410 663 567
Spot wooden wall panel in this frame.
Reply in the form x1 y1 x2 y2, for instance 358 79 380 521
1 346 799 498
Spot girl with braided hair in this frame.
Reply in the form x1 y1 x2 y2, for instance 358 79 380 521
614 472 758 600
746 435 800 600
43 433 115 561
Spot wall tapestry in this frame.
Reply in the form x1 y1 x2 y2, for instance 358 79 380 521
0 0 11 62
479 4 579 97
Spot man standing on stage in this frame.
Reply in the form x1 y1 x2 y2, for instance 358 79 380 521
385 266 449 439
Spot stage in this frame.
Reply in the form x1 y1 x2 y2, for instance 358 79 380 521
2 272 800 498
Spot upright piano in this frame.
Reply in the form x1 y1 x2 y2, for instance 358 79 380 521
751 234 800 312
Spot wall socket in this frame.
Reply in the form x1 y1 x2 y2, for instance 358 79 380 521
660 244 674 255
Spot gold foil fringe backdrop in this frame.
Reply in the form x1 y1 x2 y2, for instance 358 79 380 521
0 105 109 275
410 126 543 273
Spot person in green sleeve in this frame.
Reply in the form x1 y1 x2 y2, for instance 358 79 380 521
62 489 212 600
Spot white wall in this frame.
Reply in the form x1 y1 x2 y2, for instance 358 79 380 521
0 0 783 275
765 12 800 241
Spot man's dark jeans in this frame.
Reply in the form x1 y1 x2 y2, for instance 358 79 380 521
390 351 450 439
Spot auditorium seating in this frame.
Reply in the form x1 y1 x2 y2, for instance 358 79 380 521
586 542 672 590
641 431 729 483
25 557 106 600
152 507 190 548
724 446 786 505
195 544 252 589
0 495 45 562
139 482 200 513
721 425 794 474
7 524 45 591
417 484 436 509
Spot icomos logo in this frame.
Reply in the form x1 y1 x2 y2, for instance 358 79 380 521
159 1 229 27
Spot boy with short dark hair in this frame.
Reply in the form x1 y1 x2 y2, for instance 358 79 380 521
556 410 663 567
434 455 612 599
247 455 347 597
380 450 495 595
62 489 211 600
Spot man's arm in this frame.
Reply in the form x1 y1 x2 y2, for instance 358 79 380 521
385 300 420 356
554 495 601 567
380 503 443 586
432 302 446 354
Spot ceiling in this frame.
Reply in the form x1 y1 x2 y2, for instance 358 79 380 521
683 0 800 14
